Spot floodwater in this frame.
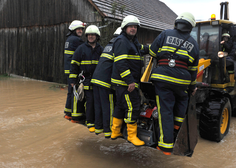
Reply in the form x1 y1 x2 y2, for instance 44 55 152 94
1 75 236 168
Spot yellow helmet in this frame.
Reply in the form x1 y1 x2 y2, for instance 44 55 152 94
69 20 86 31
85 25 101 37
121 15 140 29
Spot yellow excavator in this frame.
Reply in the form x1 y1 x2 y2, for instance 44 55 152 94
136 1 236 156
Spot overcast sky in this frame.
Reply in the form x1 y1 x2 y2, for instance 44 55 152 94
160 0 236 22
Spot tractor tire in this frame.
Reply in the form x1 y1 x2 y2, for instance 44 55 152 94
199 97 231 142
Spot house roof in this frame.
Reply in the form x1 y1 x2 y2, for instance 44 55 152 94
88 0 177 31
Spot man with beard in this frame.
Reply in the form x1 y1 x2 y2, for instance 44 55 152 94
63 20 86 122
111 15 149 146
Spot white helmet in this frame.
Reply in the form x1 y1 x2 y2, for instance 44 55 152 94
175 12 196 27
121 15 140 29
69 20 86 31
113 27 122 36
222 33 230 37
85 25 101 37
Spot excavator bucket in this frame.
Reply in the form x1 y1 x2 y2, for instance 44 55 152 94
173 94 198 157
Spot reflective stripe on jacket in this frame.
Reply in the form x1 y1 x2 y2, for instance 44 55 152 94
69 41 103 90
111 32 148 88
149 29 199 90
64 34 84 74
91 38 116 89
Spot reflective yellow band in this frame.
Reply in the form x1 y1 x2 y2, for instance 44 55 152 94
149 48 156 57
87 123 95 127
188 66 198 71
72 95 84 117
190 80 196 85
84 86 93 90
101 53 114 60
109 94 114 130
64 70 70 74
151 74 191 85
120 69 131 78
64 50 74 55
141 44 144 50
95 129 103 134
71 60 80 66
114 55 142 62
158 142 174 149
69 74 78 78
81 60 99 65
156 95 164 144
124 94 133 123
159 46 194 63
72 113 83 117
174 116 184 123
64 108 72 112
104 132 112 136
111 78 139 88
91 79 111 88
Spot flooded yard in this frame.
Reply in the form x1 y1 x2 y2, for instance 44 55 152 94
1 75 236 168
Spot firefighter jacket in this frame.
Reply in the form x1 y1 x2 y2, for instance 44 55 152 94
111 32 149 88
64 34 84 74
69 41 103 90
149 29 199 91
91 37 116 89
222 38 233 54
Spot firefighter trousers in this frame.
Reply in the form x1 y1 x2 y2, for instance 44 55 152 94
93 85 114 136
64 75 72 116
153 81 188 153
84 89 95 128
71 86 86 121
113 85 140 124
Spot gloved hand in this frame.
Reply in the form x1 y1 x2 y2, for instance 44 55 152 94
77 83 84 101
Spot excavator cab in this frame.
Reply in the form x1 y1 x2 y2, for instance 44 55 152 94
191 18 236 87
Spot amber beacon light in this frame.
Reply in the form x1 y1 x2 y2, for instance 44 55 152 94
211 14 216 20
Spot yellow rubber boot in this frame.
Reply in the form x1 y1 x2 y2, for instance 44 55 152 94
111 117 123 140
127 123 145 146
89 127 95 133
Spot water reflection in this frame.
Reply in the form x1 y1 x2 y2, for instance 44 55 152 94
0 76 236 168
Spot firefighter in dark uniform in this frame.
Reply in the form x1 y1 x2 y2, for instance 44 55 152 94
70 25 103 133
221 33 236 95
91 27 122 138
111 15 149 146
149 12 199 155
63 20 86 122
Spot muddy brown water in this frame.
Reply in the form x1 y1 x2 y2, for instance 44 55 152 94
1 76 236 168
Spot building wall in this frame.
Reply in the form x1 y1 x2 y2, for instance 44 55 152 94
0 0 103 83
0 0 161 83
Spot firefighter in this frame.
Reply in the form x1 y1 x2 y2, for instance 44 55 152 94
69 25 103 132
63 20 86 121
91 27 122 138
149 12 199 155
111 15 149 146
221 33 236 95
221 33 233 53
